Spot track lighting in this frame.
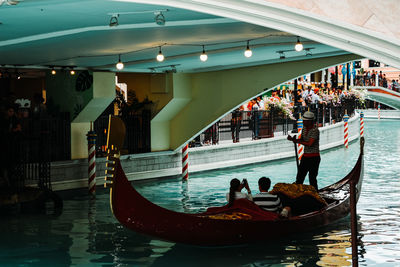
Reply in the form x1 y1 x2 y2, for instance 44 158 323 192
116 54 124 70
200 45 208 62
244 40 252 58
294 36 303 52
154 11 165 26
156 46 165 62
109 14 119 27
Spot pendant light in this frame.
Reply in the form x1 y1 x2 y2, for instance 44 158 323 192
156 46 165 62
200 45 208 62
116 54 124 70
244 40 252 58
294 36 303 52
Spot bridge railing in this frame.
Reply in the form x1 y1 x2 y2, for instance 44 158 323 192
191 99 357 146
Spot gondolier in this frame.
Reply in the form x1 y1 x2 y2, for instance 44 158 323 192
287 111 320 190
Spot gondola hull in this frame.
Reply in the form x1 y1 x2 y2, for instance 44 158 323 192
108 146 363 246
105 115 364 246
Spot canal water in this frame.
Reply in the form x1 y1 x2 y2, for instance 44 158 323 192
0 120 399 266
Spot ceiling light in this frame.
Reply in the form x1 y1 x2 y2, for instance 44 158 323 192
295 36 303 52
17 74 21 80
116 54 124 70
244 40 252 58
200 45 208 62
154 11 165 26
70 68 75 75
109 14 119 27
51 68 56 75
156 46 165 62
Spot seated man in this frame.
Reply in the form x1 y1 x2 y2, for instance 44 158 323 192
253 177 282 212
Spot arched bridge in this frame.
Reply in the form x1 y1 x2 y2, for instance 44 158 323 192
353 86 400 110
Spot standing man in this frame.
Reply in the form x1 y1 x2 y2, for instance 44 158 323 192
251 99 260 140
287 111 320 190
230 107 242 143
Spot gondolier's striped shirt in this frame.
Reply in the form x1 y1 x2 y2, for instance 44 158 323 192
253 192 282 212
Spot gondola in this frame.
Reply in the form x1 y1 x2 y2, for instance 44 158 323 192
105 116 364 246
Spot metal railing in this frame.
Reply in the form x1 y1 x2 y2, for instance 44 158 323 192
192 99 357 146
2 114 69 192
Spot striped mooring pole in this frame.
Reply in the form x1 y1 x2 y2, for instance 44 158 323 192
360 111 364 137
378 104 381 120
87 122 97 197
343 113 349 149
182 144 189 181
297 116 304 161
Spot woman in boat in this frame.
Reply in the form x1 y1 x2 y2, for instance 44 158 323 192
226 178 252 206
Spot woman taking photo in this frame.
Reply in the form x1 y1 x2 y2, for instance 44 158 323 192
226 178 252 207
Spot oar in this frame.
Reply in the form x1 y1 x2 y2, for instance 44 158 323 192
293 136 300 171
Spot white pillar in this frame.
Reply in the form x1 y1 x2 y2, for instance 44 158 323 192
350 65 354 86
328 71 331 85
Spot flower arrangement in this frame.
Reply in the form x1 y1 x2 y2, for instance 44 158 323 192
262 96 296 120
319 91 341 106
346 87 367 105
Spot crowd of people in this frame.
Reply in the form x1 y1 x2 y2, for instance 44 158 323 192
226 84 362 144
355 70 400 91
245 84 362 113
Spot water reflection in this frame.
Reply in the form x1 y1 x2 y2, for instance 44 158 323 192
145 218 364 267
0 182 369 266
181 180 190 213
0 213 74 265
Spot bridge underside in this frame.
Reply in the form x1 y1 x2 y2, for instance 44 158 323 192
152 53 361 152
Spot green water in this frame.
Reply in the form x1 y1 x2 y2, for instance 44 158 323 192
0 120 399 266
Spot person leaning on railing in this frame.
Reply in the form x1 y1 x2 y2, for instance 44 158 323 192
231 107 242 143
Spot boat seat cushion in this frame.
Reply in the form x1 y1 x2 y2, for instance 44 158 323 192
270 183 327 215
202 199 279 221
